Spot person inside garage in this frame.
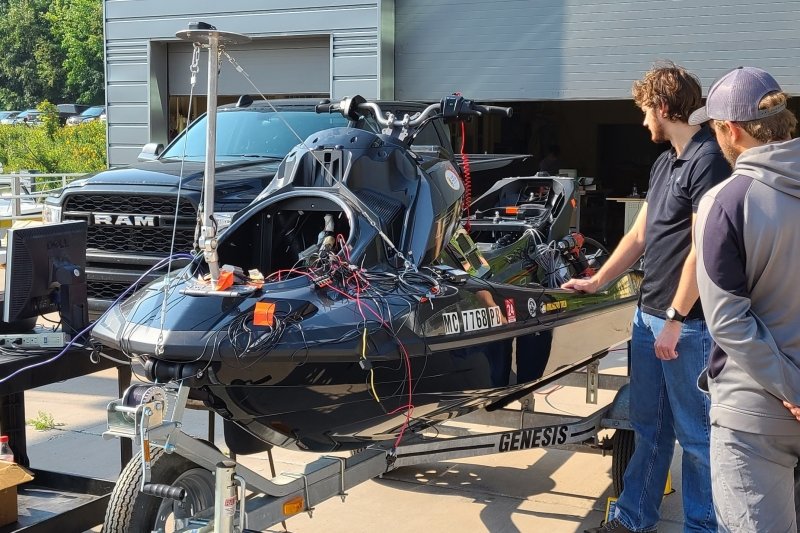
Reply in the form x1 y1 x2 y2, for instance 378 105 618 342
538 144 563 175
562 61 730 533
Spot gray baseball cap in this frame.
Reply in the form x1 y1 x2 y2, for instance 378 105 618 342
688 66 785 125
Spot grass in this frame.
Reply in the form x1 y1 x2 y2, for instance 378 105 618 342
26 410 63 431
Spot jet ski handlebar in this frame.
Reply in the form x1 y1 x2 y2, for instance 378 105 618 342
316 94 513 131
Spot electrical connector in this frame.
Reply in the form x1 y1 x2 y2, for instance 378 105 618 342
311 273 332 287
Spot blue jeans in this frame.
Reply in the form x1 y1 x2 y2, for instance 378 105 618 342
615 309 716 532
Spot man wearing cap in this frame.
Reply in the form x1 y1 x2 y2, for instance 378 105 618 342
693 66 800 532
566 62 729 533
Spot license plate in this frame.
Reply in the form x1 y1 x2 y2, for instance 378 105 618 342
462 308 490 332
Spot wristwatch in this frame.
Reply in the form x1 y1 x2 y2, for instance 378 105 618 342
666 307 686 323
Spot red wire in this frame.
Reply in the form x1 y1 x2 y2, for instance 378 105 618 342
267 256 416 445
460 121 472 232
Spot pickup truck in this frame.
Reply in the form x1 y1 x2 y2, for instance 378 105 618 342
42 98 464 317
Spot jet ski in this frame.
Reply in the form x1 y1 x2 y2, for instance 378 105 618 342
92 94 641 452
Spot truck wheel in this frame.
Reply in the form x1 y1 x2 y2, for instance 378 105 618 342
103 448 215 533
611 429 635 497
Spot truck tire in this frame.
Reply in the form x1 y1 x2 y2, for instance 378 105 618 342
611 429 635 497
103 448 215 533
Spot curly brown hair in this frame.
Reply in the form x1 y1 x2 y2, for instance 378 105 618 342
714 91 797 143
632 61 702 122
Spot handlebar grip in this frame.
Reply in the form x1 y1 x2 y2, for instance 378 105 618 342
142 483 187 501
315 99 343 114
476 105 513 118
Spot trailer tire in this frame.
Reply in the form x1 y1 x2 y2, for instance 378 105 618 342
103 448 215 533
611 429 635 497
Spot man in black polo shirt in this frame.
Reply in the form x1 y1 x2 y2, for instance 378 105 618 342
564 62 730 533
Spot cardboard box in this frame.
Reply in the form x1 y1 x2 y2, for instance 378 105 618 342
0 460 34 527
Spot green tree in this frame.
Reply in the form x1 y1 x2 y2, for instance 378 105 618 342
46 0 104 104
0 0 65 110
37 100 59 139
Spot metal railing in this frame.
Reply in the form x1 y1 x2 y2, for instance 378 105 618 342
0 172 84 223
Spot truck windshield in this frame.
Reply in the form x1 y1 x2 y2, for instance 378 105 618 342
160 109 350 161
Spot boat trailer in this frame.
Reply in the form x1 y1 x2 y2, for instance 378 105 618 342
103 356 633 533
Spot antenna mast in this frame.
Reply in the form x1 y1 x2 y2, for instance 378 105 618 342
176 22 250 288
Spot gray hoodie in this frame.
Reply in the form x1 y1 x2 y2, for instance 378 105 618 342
696 137 800 436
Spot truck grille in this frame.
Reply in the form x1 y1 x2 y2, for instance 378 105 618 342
86 226 196 254
88 280 149 302
63 194 197 254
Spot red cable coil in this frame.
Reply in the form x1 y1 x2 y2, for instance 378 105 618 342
460 121 472 232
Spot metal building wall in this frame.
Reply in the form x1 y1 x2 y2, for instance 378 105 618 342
103 0 392 166
394 0 800 102
166 38 331 96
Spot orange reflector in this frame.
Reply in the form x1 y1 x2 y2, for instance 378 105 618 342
216 270 234 290
570 198 577 209
254 301 276 326
283 495 305 516
142 439 151 462
505 206 519 215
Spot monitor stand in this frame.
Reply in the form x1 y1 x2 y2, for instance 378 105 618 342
53 262 89 337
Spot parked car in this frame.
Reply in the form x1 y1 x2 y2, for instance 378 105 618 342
0 111 20 124
66 105 105 125
13 109 43 126
56 103 90 125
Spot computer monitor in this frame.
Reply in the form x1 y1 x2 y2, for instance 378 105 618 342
3 221 88 335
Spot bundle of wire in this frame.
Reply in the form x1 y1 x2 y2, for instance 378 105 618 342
533 242 571 288
227 311 293 358
256 234 442 447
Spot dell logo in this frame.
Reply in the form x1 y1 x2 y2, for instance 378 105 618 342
92 214 159 227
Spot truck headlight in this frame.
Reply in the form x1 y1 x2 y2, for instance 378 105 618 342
213 211 236 233
42 203 62 224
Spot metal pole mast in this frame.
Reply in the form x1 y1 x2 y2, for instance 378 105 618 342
176 22 250 289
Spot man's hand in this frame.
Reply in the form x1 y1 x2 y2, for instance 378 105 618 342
561 277 600 293
783 401 800 422
655 320 682 360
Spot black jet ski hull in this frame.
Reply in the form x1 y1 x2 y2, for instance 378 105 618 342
202 300 636 451
94 270 639 451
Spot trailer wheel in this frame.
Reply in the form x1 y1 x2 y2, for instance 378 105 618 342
103 448 216 533
611 429 635 497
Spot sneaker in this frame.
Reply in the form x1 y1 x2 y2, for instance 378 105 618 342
584 518 641 533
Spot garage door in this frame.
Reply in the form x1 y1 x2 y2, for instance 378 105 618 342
168 36 331 97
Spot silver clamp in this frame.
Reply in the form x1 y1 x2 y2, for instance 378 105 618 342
283 472 315 517
322 455 349 502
